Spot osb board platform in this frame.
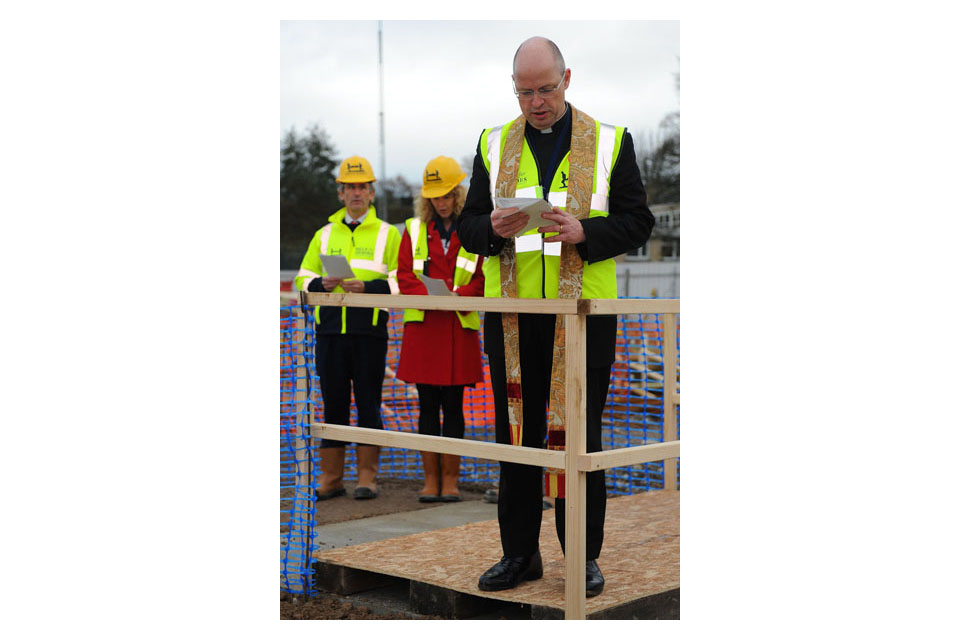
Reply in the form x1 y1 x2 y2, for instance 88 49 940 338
315 490 679 615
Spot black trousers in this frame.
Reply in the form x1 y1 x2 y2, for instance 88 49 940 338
485 313 610 561
314 333 387 448
416 384 466 439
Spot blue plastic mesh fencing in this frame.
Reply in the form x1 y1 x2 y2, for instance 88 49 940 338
279 300 679 594
280 310 315 595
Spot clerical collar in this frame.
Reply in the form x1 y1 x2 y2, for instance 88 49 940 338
537 104 570 134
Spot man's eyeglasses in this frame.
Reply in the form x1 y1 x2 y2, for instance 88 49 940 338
513 78 564 101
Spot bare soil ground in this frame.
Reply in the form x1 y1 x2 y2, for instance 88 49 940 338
280 587 444 620
281 477 494 620
280 590 399 620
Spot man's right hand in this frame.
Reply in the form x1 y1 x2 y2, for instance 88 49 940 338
490 207 527 239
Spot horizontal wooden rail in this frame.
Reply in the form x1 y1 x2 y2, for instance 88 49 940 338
579 298 680 315
577 441 681 472
300 292 679 316
312 424 678 470
312 423 566 468
303 292 577 314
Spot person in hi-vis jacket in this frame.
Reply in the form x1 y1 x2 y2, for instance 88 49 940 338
295 155 401 501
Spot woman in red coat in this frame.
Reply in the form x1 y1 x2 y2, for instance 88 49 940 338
397 156 485 503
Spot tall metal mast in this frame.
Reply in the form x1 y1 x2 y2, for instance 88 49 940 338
377 21 388 221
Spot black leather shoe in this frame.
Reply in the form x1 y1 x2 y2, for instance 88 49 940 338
585 559 604 597
315 487 346 501
477 551 543 591
353 487 378 500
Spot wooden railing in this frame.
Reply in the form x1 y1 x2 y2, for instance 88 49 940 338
291 291 680 619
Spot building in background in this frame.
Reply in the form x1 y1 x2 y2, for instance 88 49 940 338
616 202 679 298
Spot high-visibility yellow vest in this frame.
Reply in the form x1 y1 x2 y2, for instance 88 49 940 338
402 217 480 330
479 118 624 299
295 207 400 331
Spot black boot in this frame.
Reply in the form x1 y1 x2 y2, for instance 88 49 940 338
585 559 605 597
477 550 543 591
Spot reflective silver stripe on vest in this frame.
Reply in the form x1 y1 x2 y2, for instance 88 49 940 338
516 234 542 253
408 218 423 272
351 259 388 274
547 189 607 211
595 123 617 199
372 221 389 266
319 224 333 255
549 191 608 212
387 269 399 294
543 241 561 256
456 255 478 273
486 126 503 202
297 267 321 280
297 267 321 291
515 186 539 198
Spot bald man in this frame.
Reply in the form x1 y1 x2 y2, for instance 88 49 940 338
458 37 655 597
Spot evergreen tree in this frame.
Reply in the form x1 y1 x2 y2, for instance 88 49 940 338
280 125 340 269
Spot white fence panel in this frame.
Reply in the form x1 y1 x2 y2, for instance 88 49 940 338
616 261 680 298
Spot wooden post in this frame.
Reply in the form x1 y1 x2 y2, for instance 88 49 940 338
662 313 679 491
563 312 587 620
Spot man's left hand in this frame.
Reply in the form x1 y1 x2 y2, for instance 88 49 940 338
539 208 585 244
340 279 366 293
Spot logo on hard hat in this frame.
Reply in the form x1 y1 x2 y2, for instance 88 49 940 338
560 171 568 189
346 162 365 174
424 170 442 183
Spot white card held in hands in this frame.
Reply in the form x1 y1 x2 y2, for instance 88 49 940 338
494 197 557 237
319 254 356 279
417 273 454 296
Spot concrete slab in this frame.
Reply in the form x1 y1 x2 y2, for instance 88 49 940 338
312 499 499 552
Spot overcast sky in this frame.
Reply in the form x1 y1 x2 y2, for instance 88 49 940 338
279 20 680 187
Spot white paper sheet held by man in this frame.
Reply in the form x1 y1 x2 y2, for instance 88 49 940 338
319 254 356 279
493 197 557 237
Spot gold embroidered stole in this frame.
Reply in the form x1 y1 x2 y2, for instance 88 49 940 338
496 107 597 498
496 115 525 448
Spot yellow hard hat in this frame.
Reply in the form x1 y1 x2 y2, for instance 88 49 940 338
421 156 466 198
337 155 376 183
